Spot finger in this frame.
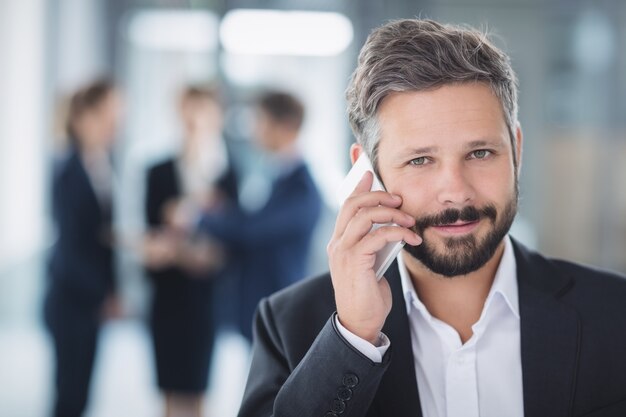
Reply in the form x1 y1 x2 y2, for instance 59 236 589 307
333 190 403 239
354 225 422 256
340 206 415 247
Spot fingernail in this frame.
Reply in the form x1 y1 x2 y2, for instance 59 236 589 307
392 194 402 200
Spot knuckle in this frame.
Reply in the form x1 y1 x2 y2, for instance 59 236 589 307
327 239 340 256
353 207 368 222
369 225 399 241
326 242 333 255
344 194 360 209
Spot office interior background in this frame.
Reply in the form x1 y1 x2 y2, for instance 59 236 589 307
0 0 625 416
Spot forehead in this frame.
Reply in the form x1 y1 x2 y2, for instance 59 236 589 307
377 83 510 153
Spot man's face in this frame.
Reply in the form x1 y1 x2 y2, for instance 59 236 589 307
375 83 520 277
254 109 298 152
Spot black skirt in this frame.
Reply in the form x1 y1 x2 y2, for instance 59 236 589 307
148 268 216 393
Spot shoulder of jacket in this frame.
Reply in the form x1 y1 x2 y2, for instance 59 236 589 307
148 157 175 174
550 257 626 288
264 272 335 318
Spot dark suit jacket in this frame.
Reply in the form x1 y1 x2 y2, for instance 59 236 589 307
145 157 238 282
199 161 322 340
144 156 239 316
47 149 114 312
238 239 626 417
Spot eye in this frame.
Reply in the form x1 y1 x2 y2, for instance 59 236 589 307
469 149 492 159
409 156 429 166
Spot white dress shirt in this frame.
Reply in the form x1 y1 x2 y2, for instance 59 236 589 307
336 236 524 417
177 135 228 197
81 150 114 210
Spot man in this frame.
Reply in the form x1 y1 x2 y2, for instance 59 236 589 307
237 19 626 417
198 91 322 342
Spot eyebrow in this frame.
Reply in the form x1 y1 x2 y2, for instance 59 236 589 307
406 146 438 155
403 139 504 154
398 139 505 157
465 139 506 149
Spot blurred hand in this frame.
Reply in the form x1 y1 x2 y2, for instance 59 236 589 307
195 188 223 212
327 172 422 344
177 237 225 276
163 198 197 233
143 231 177 269
101 294 124 321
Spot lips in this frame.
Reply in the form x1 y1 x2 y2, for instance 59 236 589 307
431 220 480 234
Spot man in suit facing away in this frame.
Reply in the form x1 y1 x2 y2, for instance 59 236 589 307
237 19 626 417
198 91 322 343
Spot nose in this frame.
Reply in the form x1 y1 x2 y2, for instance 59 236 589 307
436 162 476 206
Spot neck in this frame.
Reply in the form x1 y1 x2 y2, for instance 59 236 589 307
402 239 506 343
269 142 299 158
183 132 216 156
79 137 108 156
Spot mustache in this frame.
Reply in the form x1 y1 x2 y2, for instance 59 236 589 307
412 205 498 234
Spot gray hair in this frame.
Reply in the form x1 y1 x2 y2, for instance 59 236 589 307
346 19 519 168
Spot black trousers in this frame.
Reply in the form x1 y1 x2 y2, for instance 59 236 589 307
45 291 100 417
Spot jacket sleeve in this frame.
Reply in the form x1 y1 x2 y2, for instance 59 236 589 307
238 299 391 417
145 166 164 227
50 165 114 303
198 176 321 249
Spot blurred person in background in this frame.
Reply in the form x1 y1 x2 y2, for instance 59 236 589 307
197 91 322 343
44 79 122 417
142 85 237 417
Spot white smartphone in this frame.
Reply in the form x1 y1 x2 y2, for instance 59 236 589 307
337 153 405 280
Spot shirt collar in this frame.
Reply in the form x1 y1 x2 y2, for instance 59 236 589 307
398 235 519 319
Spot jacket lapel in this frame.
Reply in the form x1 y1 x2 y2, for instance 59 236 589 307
71 151 104 217
513 240 580 417
369 241 580 417
371 262 423 417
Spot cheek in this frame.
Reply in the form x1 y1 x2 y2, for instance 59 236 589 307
387 171 515 217
479 174 517 213
385 176 437 216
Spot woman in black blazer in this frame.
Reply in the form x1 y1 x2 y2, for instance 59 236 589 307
44 79 122 417
143 86 236 417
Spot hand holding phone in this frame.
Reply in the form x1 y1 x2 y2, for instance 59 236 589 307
337 154 407 279
329 151 421 344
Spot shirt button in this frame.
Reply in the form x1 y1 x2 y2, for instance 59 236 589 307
331 399 346 414
337 386 353 401
342 373 359 387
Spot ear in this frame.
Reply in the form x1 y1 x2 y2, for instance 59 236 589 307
350 143 363 165
514 123 523 172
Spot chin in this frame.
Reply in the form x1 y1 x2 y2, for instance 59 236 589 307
406 229 506 277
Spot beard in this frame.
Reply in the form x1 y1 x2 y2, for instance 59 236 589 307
404 188 518 277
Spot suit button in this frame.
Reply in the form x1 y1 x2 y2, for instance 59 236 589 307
324 413 338 417
337 386 353 401
342 373 359 387
330 399 346 414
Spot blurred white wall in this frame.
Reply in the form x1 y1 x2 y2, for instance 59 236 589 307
55 0 108 93
0 0 46 270
0 3 50 415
